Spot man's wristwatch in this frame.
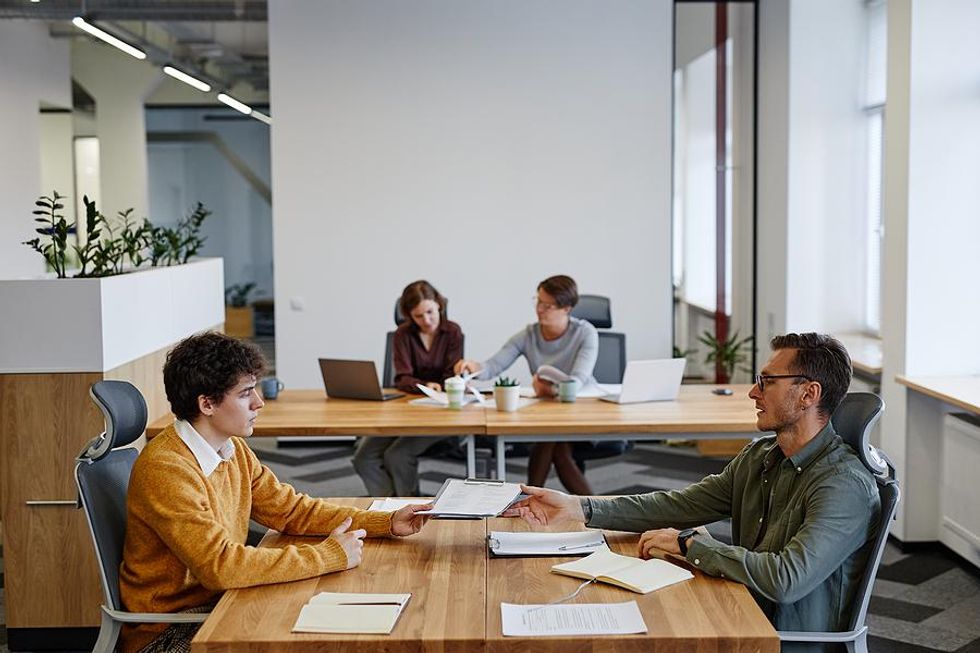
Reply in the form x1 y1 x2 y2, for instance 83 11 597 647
677 528 697 556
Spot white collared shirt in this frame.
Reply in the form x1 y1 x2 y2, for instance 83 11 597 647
174 419 236 477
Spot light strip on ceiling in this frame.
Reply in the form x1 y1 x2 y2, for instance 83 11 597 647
251 110 272 125
163 65 211 92
217 93 252 115
72 17 147 60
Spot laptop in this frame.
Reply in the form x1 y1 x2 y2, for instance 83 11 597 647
318 359 404 401
599 358 686 404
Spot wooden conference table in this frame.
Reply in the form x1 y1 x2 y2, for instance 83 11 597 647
192 498 778 652
146 385 761 479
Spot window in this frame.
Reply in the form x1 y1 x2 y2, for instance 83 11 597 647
863 0 887 333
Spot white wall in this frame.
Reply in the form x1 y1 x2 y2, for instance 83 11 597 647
39 112 77 226
269 0 674 388
0 21 71 279
756 0 867 360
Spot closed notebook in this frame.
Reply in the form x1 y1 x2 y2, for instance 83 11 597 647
551 547 693 594
292 592 411 634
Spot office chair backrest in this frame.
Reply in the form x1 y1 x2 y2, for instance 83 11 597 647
595 332 627 384
829 392 900 634
570 294 612 329
75 380 148 612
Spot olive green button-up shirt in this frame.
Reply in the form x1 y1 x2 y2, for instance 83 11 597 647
587 422 880 635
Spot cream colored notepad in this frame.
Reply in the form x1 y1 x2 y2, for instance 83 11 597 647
551 546 693 594
292 592 411 634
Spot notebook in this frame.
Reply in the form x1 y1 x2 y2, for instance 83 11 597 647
551 546 693 594
598 358 686 404
318 358 403 401
292 592 411 634
488 530 607 556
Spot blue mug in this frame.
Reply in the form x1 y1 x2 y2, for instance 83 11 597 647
260 377 285 400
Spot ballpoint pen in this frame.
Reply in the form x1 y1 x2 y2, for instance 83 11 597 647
557 541 605 551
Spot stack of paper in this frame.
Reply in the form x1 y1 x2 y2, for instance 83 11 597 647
488 531 607 556
292 592 411 634
418 478 526 518
500 602 647 636
551 547 693 594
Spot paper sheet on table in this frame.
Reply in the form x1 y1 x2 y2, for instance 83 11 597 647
368 498 427 512
418 478 524 517
534 365 614 398
500 601 647 636
488 530 607 556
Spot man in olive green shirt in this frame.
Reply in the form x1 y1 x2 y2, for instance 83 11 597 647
508 333 880 641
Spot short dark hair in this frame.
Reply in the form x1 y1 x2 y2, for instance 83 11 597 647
770 333 852 419
163 331 267 421
399 280 447 320
537 275 579 309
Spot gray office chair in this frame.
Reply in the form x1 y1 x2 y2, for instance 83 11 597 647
571 294 612 328
777 392 899 653
75 381 208 653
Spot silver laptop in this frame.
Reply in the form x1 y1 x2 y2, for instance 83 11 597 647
318 359 404 401
599 358 686 404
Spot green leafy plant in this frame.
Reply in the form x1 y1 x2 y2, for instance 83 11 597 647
698 330 754 384
225 282 257 308
673 345 697 359
22 191 71 278
494 377 520 387
146 202 211 267
117 207 151 271
73 195 110 277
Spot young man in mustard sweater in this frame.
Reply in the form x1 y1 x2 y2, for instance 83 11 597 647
119 332 431 653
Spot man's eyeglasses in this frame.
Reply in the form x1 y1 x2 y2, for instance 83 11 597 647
754 374 811 391
533 297 559 311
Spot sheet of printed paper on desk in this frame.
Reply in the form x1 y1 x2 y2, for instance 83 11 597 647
368 498 429 512
292 592 411 634
418 478 526 518
409 383 482 406
500 601 647 636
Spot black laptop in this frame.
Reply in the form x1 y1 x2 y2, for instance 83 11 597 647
318 358 404 401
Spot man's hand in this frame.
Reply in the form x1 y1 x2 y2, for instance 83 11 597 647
424 382 442 392
453 359 482 376
390 503 432 536
532 374 556 398
501 484 585 526
328 517 367 569
638 528 681 559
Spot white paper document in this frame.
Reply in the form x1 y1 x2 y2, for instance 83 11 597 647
368 498 427 512
488 531 607 556
410 383 482 406
418 478 525 518
535 365 612 398
500 601 648 636
293 592 411 634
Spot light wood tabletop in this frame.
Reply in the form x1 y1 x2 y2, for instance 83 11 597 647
484 385 759 435
896 375 980 416
192 499 778 652
191 498 488 653
146 389 488 437
485 517 778 653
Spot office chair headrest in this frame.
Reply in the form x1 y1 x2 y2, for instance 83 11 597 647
831 392 888 477
570 295 612 329
84 381 148 462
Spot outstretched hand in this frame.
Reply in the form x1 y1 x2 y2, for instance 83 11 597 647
390 503 433 537
501 484 586 526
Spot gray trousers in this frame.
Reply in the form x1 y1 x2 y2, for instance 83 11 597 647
352 435 448 496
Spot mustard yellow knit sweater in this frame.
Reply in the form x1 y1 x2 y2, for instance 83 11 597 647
119 425 392 653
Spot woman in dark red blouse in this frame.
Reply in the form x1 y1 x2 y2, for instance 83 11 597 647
352 281 464 496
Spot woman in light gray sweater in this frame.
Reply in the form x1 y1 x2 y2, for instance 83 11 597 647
454 275 598 493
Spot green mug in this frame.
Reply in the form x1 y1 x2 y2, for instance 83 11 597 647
558 379 579 402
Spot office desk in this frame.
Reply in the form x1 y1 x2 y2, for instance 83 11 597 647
485 385 759 479
146 391 489 475
192 499 779 652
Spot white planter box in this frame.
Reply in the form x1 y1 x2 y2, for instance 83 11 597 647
0 257 224 373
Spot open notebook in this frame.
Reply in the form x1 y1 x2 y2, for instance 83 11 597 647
551 547 693 594
292 592 411 634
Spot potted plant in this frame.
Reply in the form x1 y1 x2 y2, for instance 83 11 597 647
493 376 521 412
697 329 754 384
224 282 257 338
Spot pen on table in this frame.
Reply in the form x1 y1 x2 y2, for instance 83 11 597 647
557 541 605 551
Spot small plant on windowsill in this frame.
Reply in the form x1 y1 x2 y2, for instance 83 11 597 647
698 330 754 384
493 377 521 412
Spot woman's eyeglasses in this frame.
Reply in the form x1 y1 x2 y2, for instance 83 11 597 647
754 374 811 390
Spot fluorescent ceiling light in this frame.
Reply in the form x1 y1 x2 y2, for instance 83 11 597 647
163 65 211 92
217 93 252 115
251 110 272 125
72 17 146 60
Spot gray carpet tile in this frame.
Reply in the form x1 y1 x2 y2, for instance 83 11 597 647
868 596 944 623
897 568 980 610
866 614 977 652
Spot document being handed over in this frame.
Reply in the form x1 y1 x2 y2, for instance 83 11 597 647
500 602 647 636
418 478 526 518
